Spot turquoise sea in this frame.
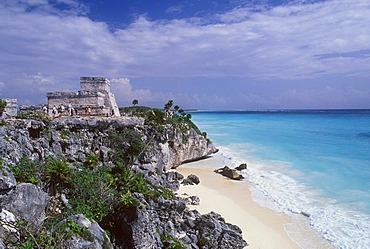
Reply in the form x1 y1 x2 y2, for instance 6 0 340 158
190 110 370 249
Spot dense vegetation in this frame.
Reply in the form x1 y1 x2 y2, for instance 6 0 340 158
120 100 208 143
8 131 177 248
5 101 204 248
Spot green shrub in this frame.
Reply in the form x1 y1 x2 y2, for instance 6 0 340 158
147 108 166 125
10 156 39 184
112 165 149 195
60 128 71 139
68 167 116 222
160 233 186 249
7 218 92 248
152 185 175 200
84 153 100 169
108 128 146 166
44 157 71 194
56 219 91 240
119 192 137 207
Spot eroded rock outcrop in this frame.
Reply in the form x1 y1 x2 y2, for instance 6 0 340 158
2 183 50 228
141 124 218 171
182 174 201 185
119 193 247 249
235 163 248 171
55 214 113 249
214 166 245 180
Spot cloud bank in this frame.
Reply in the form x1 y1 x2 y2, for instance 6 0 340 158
0 0 369 108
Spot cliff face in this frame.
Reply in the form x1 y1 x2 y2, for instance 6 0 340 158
0 116 245 249
142 124 218 172
0 117 217 176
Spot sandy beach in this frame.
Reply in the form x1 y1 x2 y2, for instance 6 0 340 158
176 155 334 249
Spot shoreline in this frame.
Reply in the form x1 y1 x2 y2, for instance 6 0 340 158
176 154 334 249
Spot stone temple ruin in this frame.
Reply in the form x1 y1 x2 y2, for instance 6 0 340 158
47 77 120 117
0 99 17 119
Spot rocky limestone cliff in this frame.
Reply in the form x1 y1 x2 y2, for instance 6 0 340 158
0 117 217 175
141 124 218 172
0 116 246 249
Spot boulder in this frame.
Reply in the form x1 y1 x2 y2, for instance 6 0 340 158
235 163 247 171
121 193 163 248
0 209 17 243
196 211 248 249
185 195 201 205
55 214 113 249
214 166 244 180
181 174 200 185
166 171 184 184
3 183 50 228
163 171 184 190
0 167 16 192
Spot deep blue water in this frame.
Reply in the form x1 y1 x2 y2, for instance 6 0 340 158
190 110 370 249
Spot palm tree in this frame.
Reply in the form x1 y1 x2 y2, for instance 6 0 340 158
164 100 174 110
178 108 186 117
132 99 138 107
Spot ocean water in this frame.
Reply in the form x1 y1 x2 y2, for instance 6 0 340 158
190 110 370 249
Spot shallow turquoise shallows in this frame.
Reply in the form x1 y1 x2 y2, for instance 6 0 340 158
190 109 370 249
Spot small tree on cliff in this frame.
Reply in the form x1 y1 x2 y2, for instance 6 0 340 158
178 108 186 117
174 105 180 113
164 100 173 110
132 99 138 107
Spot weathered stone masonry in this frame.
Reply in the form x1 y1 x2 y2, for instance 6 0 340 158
47 77 120 117
0 99 17 119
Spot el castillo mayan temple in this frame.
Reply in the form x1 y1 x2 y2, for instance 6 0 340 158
47 77 120 117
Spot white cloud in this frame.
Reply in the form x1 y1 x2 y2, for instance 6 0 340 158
110 78 152 105
165 5 183 15
110 77 226 108
0 0 370 107
25 72 56 91
111 0 370 79
0 82 5 95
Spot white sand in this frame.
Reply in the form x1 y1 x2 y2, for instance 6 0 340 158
176 155 334 249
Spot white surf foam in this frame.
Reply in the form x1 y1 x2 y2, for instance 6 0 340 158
215 145 370 249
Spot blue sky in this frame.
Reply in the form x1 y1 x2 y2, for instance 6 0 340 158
0 0 370 109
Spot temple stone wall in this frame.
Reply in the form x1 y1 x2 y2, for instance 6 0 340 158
0 99 17 119
47 77 120 117
80 77 111 93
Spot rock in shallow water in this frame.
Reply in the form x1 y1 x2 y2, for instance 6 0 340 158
214 166 245 180
235 163 247 171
